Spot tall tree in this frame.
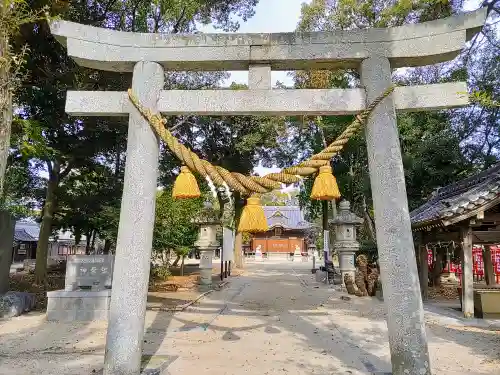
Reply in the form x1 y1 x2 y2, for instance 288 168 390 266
293 0 499 231
157 81 286 267
0 0 47 195
153 189 204 260
0 0 48 294
13 0 261 283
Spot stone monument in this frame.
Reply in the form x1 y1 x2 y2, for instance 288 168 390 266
64 254 114 291
293 244 302 261
47 254 114 321
331 201 363 286
49 9 487 375
254 245 263 261
193 202 220 291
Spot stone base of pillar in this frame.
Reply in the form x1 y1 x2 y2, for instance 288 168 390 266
198 249 214 292
338 250 356 287
198 268 213 292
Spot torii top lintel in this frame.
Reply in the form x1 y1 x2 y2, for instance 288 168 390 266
50 8 486 73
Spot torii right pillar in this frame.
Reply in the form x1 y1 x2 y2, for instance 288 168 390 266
361 56 430 374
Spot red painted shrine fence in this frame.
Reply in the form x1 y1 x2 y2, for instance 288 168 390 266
427 245 500 283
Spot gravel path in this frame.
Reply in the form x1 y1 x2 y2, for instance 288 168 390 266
0 260 498 374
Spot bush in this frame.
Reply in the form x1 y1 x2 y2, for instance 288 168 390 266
150 264 171 282
357 239 379 264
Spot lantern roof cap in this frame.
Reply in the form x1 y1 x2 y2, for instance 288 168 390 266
330 200 363 225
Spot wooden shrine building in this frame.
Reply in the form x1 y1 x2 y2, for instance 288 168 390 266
250 206 312 257
411 163 500 317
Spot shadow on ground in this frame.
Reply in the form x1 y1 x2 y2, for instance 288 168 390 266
0 311 103 373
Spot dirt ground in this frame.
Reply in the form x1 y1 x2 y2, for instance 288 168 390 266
1 260 499 375
8 263 232 311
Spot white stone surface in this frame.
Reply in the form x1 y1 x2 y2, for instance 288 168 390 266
254 247 263 262
361 56 430 374
65 82 468 116
0 261 498 375
103 61 164 375
199 250 213 270
248 64 271 89
46 290 111 322
49 9 486 72
222 228 235 262
64 255 114 291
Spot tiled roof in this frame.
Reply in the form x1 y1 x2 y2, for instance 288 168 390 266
14 220 40 240
410 163 500 228
13 220 89 245
14 229 37 242
263 206 312 230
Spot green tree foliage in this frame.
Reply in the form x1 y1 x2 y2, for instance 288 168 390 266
53 163 123 252
261 190 298 206
174 246 191 275
159 83 285 186
153 189 204 256
0 0 48 196
158 81 286 268
11 0 261 283
8 0 257 282
293 0 499 237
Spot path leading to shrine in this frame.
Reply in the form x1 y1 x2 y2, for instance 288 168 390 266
0 260 498 375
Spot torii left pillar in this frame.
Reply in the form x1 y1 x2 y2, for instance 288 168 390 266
104 61 164 375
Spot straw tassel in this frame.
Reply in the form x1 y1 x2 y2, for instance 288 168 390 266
237 196 268 233
310 165 341 201
172 166 201 199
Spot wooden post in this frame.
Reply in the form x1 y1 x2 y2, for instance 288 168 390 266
460 225 474 318
483 245 495 286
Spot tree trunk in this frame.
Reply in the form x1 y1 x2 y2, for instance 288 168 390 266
483 245 495 286
0 210 15 294
419 245 429 301
85 230 91 254
91 230 97 253
0 13 12 195
180 256 185 276
361 196 376 241
172 255 180 267
103 239 112 254
34 166 59 284
233 193 245 268
233 232 243 268
432 249 443 287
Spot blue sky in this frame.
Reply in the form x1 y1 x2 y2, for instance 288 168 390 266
199 0 482 89
199 0 310 88
198 0 483 178
198 0 312 178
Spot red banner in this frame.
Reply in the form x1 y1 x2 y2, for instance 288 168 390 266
427 248 433 266
438 245 500 278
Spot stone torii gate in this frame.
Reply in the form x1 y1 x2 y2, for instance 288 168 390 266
50 9 486 375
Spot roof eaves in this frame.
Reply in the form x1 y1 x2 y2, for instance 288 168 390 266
442 193 500 227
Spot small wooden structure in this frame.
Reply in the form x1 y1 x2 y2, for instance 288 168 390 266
12 220 39 263
411 163 500 317
250 206 312 257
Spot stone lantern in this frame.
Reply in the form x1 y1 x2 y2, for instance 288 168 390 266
192 200 221 291
330 200 363 286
